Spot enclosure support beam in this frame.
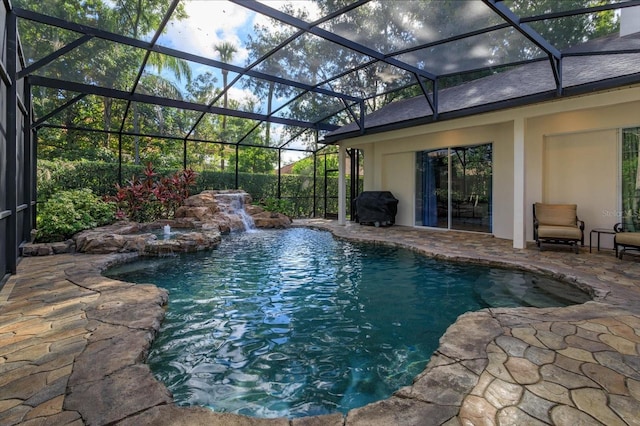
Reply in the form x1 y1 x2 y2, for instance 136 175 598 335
338 144 346 226
118 134 123 186
32 130 38 230
235 145 239 190
183 139 187 170
313 150 317 218
513 117 526 249
6 10 18 274
29 76 339 132
24 80 35 240
277 149 282 199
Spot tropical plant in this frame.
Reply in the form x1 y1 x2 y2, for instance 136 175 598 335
36 189 116 243
214 41 239 170
109 162 198 222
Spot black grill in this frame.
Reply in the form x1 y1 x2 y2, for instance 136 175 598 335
354 191 398 227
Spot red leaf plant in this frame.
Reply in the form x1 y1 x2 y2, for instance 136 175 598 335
107 162 198 223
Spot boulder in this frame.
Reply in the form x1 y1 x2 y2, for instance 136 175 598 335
143 231 222 255
64 190 290 256
175 205 214 221
182 190 219 210
74 231 150 254
250 210 292 229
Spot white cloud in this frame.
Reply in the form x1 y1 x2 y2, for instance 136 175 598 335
163 1 253 64
160 1 324 119
163 1 324 70
228 86 260 106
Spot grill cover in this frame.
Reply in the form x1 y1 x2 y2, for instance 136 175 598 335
355 191 398 226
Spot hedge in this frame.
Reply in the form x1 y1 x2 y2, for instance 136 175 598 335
37 160 357 219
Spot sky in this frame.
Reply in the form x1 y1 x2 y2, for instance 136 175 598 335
157 1 324 162
160 1 255 101
159 1 320 103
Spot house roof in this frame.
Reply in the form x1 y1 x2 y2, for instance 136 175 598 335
325 31 640 142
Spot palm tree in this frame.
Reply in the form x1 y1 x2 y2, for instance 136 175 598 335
132 54 192 164
214 41 238 131
214 41 238 170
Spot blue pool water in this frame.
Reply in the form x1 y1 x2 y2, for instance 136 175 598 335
104 228 589 418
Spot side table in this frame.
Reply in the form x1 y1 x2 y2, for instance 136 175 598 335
589 228 616 253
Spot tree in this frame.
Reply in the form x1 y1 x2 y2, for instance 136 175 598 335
213 41 238 128
185 72 220 170
224 98 277 173
132 54 192 164
243 0 620 133
17 0 188 160
243 5 305 146
213 41 239 170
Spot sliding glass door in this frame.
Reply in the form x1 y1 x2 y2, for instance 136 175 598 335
622 127 640 231
416 144 492 233
415 149 448 228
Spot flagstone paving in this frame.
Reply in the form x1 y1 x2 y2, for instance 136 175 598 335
1 219 640 425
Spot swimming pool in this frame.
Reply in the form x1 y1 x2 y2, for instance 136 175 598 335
104 228 590 418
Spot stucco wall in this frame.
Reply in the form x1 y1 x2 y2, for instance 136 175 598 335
525 97 640 243
350 122 514 239
381 152 415 226
342 86 640 244
543 130 618 248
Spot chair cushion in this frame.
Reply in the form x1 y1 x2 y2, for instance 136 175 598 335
535 203 577 227
538 225 582 240
615 232 640 247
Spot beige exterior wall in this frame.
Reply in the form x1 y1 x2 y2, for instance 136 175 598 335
525 95 640 243
381 152 415 225
350 123 514 238
342 85 640 245
542 130 618 248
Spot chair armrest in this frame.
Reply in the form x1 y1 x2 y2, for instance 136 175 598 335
577 219 585 231
614 222 623 233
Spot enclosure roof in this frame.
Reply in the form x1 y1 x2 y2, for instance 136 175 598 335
14 0 640 153
326 30 640 141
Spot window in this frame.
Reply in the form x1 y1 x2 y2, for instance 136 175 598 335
621 127 640 231
415 143 492 233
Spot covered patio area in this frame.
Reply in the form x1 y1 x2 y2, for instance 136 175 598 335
1 221 639 425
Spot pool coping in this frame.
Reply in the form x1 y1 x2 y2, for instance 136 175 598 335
1 220 640 425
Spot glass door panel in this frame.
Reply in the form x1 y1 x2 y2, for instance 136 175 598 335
622 128 640 231
415 149 448 228
416 144 492 233
450 144 492 233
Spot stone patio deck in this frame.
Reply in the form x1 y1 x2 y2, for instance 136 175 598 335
1 219 639 425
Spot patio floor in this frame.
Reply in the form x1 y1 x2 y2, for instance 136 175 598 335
1 219 640 425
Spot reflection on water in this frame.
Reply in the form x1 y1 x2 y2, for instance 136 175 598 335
105 228 589 418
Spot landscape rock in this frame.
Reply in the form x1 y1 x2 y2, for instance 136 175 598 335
21 239 75 257
251 210 292 229
30 190 289 257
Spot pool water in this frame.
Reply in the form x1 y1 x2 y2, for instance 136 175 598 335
104 228 590 418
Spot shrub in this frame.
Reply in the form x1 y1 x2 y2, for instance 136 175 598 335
259 197 294 216
36 189 116 242
108 163 198 223
36 159 351 219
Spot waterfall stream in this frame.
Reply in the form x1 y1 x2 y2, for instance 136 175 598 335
225 193 256 231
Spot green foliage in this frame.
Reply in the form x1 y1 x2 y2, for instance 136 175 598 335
36 189 116 243
259 197 294 216
36 159 358 219
37 159 148 202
